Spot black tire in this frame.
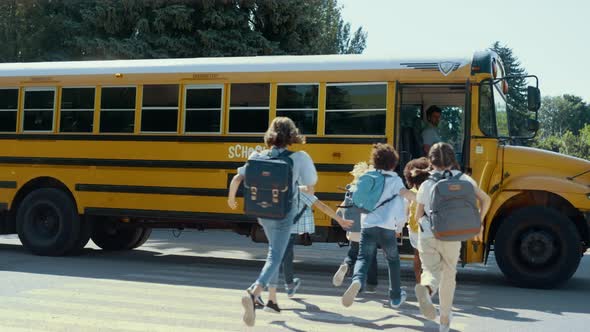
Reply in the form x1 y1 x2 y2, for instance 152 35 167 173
66 215 93 255
495 206 582 288
16 188 80 256
91 219 143 251
131 227 152 249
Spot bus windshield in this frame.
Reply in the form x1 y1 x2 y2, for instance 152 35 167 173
479 79 536 138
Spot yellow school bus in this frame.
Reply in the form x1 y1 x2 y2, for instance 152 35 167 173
0 50 587 288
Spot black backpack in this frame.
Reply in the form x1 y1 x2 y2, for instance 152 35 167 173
243 150 294 219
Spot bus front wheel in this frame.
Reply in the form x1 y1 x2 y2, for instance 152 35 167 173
90 219 144 251
16 188 80 256
494 206 581 289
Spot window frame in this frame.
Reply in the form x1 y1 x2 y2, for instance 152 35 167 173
228 83 271 134
183 84 224 135
140 84 180 134
59 86 96 133
0 87 19 133
325 82 387 136
276 82 319 135
22 86 56 133
492 82 509 137
99 85 137 134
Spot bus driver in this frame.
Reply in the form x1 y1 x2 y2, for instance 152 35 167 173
422 105 442 155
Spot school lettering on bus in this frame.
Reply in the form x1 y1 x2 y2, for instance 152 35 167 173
228 144 264 159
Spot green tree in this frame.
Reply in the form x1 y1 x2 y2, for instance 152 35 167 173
491 41 530 137
0 0 367 61
537 94 590 139
533 125 590 161
252 0 366 55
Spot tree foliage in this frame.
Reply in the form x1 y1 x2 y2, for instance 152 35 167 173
0 0 367 62
491 41 532 137
532 95 590 159
537 95 590 138
489 42 590 160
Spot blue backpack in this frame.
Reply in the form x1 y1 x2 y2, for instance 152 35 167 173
352 170 395 212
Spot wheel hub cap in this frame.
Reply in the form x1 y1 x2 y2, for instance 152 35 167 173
520 230 555 266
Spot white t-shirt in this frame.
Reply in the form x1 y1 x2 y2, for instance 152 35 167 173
360 171 407 232
416 170 478 238
237 148 318 189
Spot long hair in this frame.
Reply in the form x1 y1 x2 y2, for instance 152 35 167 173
263 117 305 148
428 142 457 169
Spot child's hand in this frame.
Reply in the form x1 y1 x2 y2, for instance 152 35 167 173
472 225 484 243
338 218 354 230
396 232 402 238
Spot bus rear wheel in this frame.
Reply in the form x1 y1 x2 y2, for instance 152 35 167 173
16 188 80 256
494 206 581 289
91 219 144 251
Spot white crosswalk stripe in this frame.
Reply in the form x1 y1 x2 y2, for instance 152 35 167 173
0 263 479 331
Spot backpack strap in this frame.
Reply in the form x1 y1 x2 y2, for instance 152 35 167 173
373 193 397 210
369 171 396 211
275 149 294 168
442 169 454 179
452 172 463 180
292 204 307 224
428 172 443 182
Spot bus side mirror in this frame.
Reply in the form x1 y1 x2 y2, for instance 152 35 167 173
526 118 540 132
527 86 541 112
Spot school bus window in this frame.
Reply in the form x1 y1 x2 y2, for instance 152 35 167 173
60 87 95 133
277 84 318 134
23 88 55 132
141 84 179 133
479 84 496 136
229 83 270 133
0 88 18 132
185 85 223 133
493 83 509 137
325 83 386 135
100 86 136 133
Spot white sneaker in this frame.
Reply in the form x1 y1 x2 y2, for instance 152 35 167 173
241 292 256 327
332 264 348 287
415 284 436 320
439 312 453 332
341 280 361 307
389 290 407 309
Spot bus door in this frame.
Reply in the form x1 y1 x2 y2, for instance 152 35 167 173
396 84 469 171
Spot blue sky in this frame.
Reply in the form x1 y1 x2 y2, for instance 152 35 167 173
339 0 590 102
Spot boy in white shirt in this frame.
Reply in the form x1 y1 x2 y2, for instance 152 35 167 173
341 143 415 309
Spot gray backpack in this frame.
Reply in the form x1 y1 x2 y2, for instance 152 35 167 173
426 171 480 241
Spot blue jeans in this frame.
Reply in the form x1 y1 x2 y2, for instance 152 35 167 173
344 241 378 286
280 234 298 286
352 227 401 300
253 209 296 289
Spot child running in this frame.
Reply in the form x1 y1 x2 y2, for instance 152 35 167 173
227 117 353 326
341 143 416 309
333 162 379 292
414 143 491 331
278 185 317 300
403 157 431 283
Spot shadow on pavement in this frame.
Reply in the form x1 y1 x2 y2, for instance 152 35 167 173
1 232 589 326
